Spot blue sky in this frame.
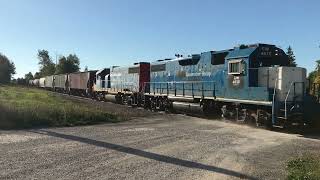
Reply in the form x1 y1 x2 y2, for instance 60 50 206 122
0 0 319 78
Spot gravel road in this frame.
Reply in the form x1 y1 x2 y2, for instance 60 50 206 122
1 114 320 180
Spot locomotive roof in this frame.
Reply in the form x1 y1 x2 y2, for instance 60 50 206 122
225 47 256 60
96 68 109 75
225 44 278 60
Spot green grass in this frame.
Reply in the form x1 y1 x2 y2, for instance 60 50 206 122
287 155 320 180
0 85 121 129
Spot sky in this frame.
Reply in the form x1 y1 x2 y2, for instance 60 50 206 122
0 0 319 78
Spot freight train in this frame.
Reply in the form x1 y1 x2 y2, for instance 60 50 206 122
30 44 310 128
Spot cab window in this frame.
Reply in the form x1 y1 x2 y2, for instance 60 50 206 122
228 60 243 75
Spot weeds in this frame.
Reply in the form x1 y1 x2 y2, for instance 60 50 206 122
287 155 320 180
0 85 120 129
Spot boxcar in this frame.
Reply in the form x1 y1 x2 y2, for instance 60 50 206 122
67 71 97 96
54 74 68 92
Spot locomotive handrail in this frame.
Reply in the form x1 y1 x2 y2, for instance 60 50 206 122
144 81 217 99
284 82 294 119
143 81 216 84
97 80 139 93
272 78 277 125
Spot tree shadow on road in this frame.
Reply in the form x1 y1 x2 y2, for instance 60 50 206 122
30 129 258 180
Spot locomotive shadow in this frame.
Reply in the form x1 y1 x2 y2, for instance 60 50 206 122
30 129 258 180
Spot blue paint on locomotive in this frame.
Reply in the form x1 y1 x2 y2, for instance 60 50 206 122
149 44 282 102
224 47 270 101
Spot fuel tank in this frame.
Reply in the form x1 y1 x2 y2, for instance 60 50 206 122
172 102 202 113
104 94 117 103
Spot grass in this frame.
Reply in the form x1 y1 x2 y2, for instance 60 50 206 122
287 155 320 180
0 85 121 129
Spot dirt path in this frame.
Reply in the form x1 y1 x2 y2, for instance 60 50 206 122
1 114 320 180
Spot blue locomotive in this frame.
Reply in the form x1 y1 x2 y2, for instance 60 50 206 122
144 44 306 128
33 43 308 128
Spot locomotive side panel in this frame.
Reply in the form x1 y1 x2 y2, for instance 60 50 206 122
149 52 227 98
110 63 149 93
110 66 139 92
258 67 307 102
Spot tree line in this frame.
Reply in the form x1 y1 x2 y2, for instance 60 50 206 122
0 45 319 89
22 50 82 83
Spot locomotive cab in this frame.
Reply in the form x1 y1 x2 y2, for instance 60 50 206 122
223 44 307 127
249 44 307 126
94 68 110 90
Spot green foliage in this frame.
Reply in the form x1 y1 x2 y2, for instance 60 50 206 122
287 155 320 180
308 71 317 83
37 50 56 76
16 78 26 85
0 85 121 129
0 53 16 84
34 72 41 79
286 46 297 67
316 60 320 75
55 54 80 74
24 72 33 81
239 44 249 49
309 60 320 85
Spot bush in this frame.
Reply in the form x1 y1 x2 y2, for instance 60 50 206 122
287 155 320 180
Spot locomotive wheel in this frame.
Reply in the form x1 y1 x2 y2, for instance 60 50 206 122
164 99 172 113
236 108 247 122
143 96 151 109
256 109 272 128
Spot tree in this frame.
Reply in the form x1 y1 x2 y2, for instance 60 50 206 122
316 60 320 73
0 53 16 84
16 78 26 85
286 46 297 67
314 60 320 84
84 66 88 72
309 70 317 84
239 44 249 49
34 72 41 79
24 72 33 81
55 54 80 74
37 50 55 76
66 54 80 72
